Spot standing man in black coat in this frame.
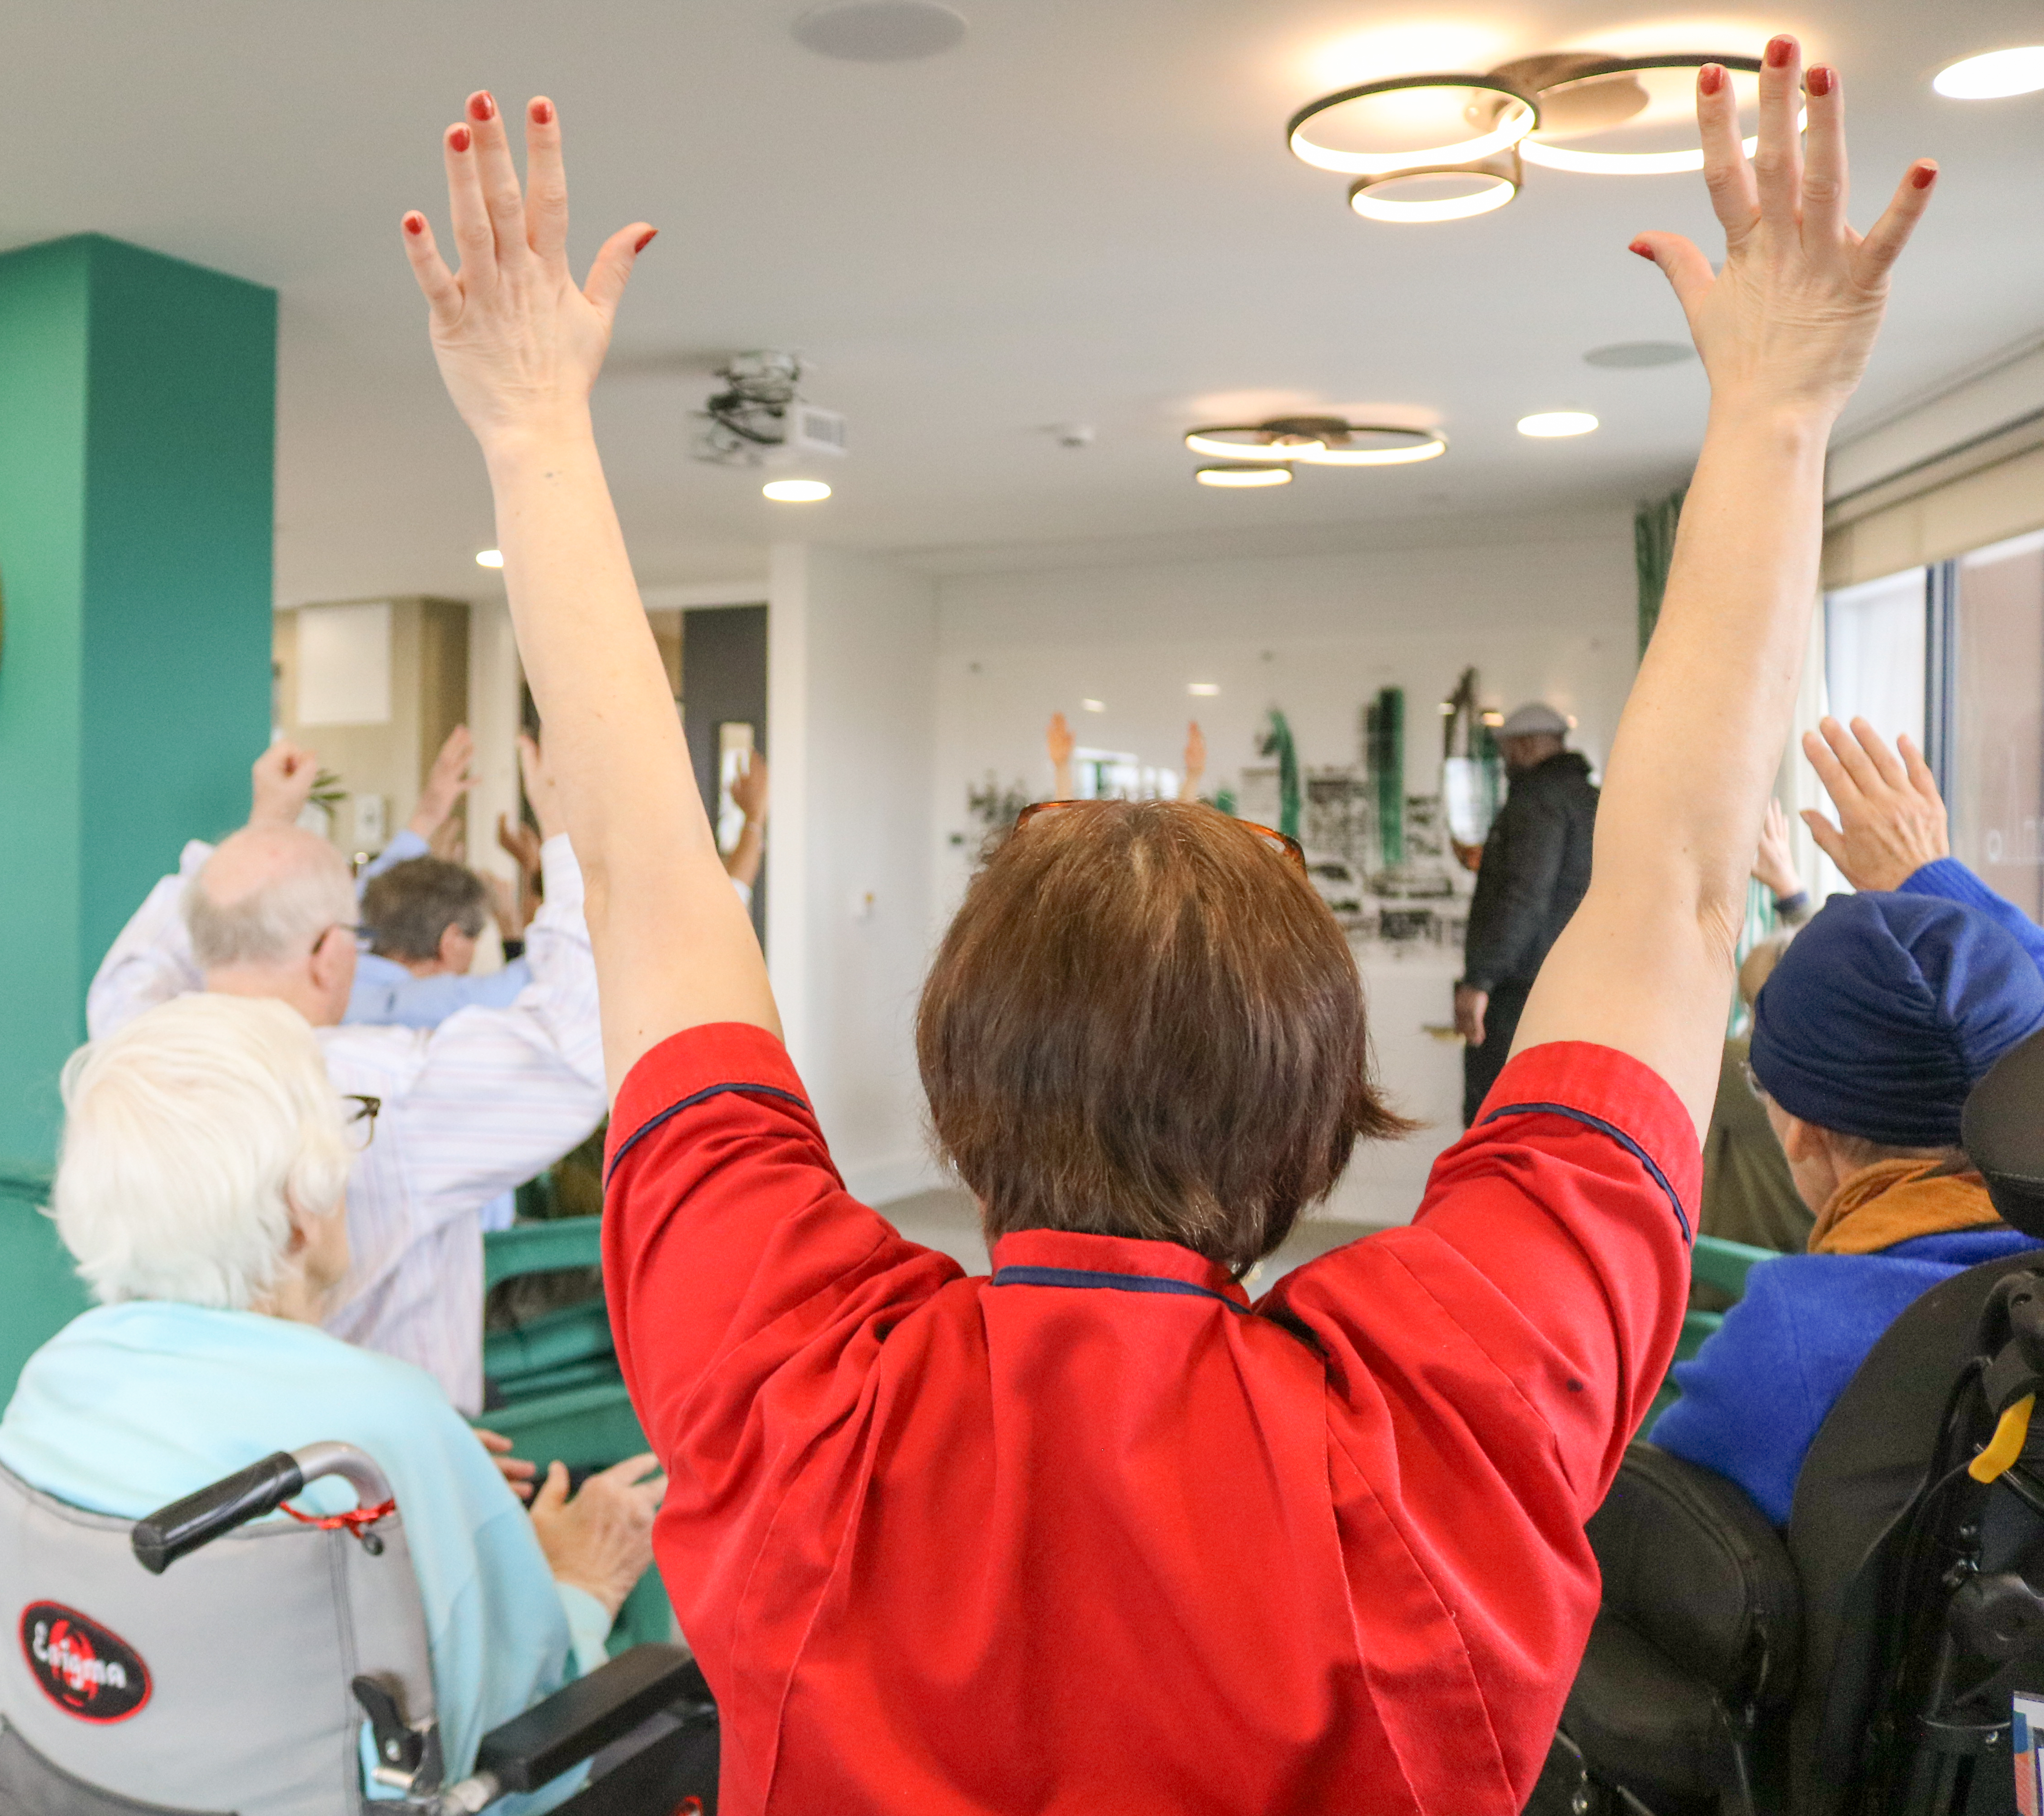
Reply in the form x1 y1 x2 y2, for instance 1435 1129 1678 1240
1455 703 1600 1125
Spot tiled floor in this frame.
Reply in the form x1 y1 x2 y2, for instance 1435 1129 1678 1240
883 1185 1386 1289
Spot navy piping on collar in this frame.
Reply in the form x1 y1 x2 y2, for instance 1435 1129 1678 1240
607 1081 810 1183
990 1264 1249 1311
1479 1100 1693 1244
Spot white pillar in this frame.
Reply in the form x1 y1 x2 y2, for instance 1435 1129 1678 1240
468 598 523 968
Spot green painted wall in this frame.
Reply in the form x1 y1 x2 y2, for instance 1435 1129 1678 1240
0 234 276 1394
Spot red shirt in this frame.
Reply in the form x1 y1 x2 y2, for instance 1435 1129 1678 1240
604 1025 1695 1815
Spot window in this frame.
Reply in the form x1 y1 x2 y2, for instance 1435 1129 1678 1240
1824 568 1928 753
1950 530 2044 919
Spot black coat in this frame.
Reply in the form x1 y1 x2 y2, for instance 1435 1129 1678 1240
1461 750 1599 992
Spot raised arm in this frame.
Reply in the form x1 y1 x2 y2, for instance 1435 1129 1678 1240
402 92 775 1093
1511 42 1934 1132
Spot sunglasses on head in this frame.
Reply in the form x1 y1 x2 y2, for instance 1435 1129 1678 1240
1012 799 1308 875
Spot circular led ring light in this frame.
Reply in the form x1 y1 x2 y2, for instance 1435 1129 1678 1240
1184 425 1326 459
1195 464 1292 489
1348 153 1521 224
1263 415 1448 465
1288 73 1538 177
1514 55 1794 174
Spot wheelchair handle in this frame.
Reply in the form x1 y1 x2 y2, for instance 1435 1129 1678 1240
132 1443 394 1575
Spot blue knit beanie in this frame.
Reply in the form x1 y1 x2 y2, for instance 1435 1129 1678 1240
1750 893 2044 1148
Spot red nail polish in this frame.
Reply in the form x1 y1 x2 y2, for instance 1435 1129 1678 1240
1766 35 1793 69
530 98 554 124
469 91 496 121
1807 64 1833 96
1629 238 1656 261
634 229 658 253
404 212 426 236
1699 63 1725 95
449 124 472 153
1913 162 1938 189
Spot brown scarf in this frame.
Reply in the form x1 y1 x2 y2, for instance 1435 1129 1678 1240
1808 1156 2002 1256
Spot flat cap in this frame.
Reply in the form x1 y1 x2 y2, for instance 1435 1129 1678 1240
1499 702 1569 739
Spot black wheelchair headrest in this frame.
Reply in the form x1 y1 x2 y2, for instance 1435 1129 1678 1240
1964 1025 2044 1240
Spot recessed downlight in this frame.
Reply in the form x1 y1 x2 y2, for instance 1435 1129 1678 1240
1934 47 2044 99
1195 464 1292 488
763 479 833 502
792 0 966 63
1081 699 1106 712
1584 340 1694 368
1517 412 1599 438
475 548 505 568
1189 683 1221 696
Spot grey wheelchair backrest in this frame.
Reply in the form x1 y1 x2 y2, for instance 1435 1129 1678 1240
0 1461 434 1816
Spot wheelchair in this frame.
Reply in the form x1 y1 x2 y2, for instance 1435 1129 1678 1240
0 1438 717 1815
1537 1024 2044 1816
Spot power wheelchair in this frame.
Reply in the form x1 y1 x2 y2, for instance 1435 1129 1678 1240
1535 1024 2044 1816
0 1439 718 1815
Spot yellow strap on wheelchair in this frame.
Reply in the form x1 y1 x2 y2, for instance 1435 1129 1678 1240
1970 1393 2036 1484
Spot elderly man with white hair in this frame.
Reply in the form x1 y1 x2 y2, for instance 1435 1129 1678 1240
0 992 660 1811
87 738 605 1413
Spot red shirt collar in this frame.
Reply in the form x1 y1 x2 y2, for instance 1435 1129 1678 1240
989 1229 1251 1307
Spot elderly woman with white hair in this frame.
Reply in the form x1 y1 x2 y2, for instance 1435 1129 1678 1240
0 992 660 1811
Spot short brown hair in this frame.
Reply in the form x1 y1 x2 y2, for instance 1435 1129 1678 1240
360 857 487 963
916 801 1414 1274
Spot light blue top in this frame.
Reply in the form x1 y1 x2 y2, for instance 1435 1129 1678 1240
349 829 532 1032
0 1303 609 1811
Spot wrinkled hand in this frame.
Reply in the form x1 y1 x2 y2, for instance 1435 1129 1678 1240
410 725 474 840
250 740 321 829
530 1454 664 1618
1046 712 1075 768
1751 797 1802 899
518 732 566 843
1801 714 1949 890
1454 984 1489 1047
1630 39 1934 422
730 751 770 823
401 92 653 453
476 1427 538 1504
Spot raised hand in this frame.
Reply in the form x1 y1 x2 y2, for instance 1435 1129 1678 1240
409 724 475 840
249 739 321 830
401 92 654 452
730 751 770 824
1630 39 1935 421
1801 714 1949 890
1046 712 1075 768
1751 798 1802 899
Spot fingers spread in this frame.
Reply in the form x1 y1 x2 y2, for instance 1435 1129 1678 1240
1898 732 1939 794
524 97 571 264
1799 62 1847 243
532 1460 570 1514
1753 36 1805 230
402 211 464 326
583 222 655 327
1856 160 1936 288
1801 809 1847 862
1696 63 1758 236
1802 722 1858 801
466 91 531 263
1848 715 1907 786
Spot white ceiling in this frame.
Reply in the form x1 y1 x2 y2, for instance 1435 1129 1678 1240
4 0 2040 602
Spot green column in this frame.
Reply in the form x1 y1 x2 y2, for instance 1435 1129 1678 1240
0 233 276 1392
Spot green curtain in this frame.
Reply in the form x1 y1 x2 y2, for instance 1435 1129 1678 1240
1634 486 1687 657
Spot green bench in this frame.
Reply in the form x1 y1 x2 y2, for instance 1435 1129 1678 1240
1643 1233 1777 1433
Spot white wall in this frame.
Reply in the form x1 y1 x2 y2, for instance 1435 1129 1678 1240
769 544 943 1205
930 507 1639 1224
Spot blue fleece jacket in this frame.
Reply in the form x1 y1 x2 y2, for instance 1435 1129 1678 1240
1901 858 2044 976
1654 1225 2039 1524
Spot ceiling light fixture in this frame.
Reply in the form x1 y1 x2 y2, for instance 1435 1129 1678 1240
1517 411 1599 438
1081 699 1106 712
1195 464 1292 489
1513 55 1773 173
763 479 833 502
1934 47 2044 99
1185 418 1446 466
1189 683 1222 696
475 548 504 568
1287 74 1538 176
1583 340 1695 368
1349 153 1520 222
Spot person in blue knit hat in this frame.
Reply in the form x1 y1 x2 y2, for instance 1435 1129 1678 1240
1654 889 2044 1525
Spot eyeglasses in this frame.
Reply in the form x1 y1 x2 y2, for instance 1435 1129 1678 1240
1012 799 1308 875
341 1094 381 1154
310 922 370 958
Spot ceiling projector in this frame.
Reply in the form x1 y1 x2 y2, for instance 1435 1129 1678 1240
694 351 849 469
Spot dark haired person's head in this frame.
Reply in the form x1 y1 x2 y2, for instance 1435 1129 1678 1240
1750 892 2044 1208
360 857 489 975
916 800 1413 1275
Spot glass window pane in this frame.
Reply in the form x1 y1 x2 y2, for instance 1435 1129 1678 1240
1825 568 1927 751
1952 530 2044 920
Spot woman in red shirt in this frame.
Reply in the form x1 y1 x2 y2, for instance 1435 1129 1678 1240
399 49 1932 1813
